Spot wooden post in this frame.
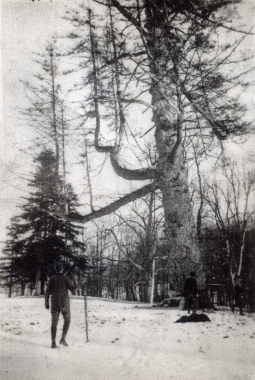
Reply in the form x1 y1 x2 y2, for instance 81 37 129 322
84 291 89 343
150 257 156 305
150 238 158 305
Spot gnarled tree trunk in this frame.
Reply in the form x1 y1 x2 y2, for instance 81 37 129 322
145 1 202 291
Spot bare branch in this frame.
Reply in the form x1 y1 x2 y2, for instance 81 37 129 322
96 95 156 110
110 153 156 180
109 0 148 37
55 181 160 223
105 227 146 271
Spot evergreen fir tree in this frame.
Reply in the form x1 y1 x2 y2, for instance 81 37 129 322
1 149 86 296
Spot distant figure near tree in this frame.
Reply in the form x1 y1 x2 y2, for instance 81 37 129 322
45 261 74 348
184 272 198 314
231 276 244 316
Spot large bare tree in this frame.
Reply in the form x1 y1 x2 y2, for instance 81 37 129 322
63 0 253 283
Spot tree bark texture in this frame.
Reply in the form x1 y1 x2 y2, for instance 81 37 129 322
155 105 201 290
144 1 202 289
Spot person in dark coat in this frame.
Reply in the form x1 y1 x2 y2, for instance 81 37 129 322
45 261 74 348
231 276 244 315
184 272 198 314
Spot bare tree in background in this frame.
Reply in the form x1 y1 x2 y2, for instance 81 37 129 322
203 158 255 286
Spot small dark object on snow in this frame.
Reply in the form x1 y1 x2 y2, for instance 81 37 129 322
175 313 211 323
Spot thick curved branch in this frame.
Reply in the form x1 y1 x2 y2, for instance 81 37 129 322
56 181 160 223
110 153 156 180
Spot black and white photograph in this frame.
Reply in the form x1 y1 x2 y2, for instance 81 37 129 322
1 0 255 379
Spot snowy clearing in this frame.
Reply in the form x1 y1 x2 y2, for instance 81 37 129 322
0 296 255 380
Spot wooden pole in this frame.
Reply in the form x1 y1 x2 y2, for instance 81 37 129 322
150 257 156 305
150 237 158 305
84 291 89 343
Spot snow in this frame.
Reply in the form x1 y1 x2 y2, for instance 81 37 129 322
0 296 255 380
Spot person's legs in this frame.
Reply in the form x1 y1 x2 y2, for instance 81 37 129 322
59 306 71 345
239 296 244 315
191 296 196 314
51 309 60 348
187 295 193 314
231 296 235 313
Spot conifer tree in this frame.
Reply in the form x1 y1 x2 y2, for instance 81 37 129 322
1 149 86 296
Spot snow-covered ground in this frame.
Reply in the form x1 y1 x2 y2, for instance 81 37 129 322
0 296 255 380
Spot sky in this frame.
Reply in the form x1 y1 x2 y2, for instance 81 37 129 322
0 0 133 243
0 0 255 244
0 1 71 242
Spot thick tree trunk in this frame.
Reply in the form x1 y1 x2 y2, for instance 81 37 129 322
158 144 201 292
142 1 202 292
148 80 201 292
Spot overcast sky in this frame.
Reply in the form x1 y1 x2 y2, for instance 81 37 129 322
1 1 68 241
0 0 255 243
0 0 144 243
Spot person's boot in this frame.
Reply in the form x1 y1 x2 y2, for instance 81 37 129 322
59 338 68 346
60 321 70 346
51 326 57 348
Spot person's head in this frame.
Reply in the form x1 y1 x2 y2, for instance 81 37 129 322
190 271 196 277
55 261 64 273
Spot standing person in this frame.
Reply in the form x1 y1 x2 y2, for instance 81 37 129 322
231 276 244 315
45 261 74 348
184 272 198 314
